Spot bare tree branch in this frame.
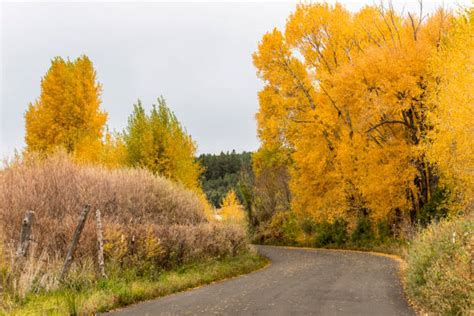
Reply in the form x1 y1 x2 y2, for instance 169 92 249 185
366 120 410 133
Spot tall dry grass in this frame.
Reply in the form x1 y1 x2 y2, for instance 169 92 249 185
0 152 206 258
0 153 248 303
103 223 248 270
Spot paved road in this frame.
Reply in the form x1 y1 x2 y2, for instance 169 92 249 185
107 245 415 316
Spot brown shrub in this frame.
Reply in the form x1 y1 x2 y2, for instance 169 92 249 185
0 152 206 259
0 152 249 303
104 223 248 271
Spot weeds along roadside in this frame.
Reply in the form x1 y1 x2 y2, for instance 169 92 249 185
405 214 473 315
0 152 258 314
1 250 267 315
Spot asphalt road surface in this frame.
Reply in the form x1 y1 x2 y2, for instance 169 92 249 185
107 245 415 316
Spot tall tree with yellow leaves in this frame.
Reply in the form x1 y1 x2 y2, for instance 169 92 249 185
253 3 454 225
25 56 107 154
73 130 128 169
427 7 474 209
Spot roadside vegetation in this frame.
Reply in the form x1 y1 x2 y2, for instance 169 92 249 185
406 215 473 315
3 251 266 315
1 2 472 315
245 3 473 314
0 54 262 314
0 154 261 314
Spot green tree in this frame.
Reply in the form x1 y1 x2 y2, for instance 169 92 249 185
198 151 253 207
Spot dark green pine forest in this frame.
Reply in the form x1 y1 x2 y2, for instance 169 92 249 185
198 151 253 208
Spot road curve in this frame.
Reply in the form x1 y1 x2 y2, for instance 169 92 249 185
107 245 415 316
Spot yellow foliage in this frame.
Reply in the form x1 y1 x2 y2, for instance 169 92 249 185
198 193 217 222
123 98 203 191
23 55 131 171
103 226 128 263
23 55 202 201
25 56 107 155
104 226 163 266
253 3 463 225
427 8 474 209
140 227 163 262
219 190 247 227
74 131 128 169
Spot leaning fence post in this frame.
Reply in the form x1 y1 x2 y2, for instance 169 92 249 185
95 209 106 278
16 210 35 258
60 205 91 281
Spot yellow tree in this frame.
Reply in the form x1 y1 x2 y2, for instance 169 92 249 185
427 7 474 209
25 56 107 154
74 130 128 169
219 190 247 227
253 3 452 225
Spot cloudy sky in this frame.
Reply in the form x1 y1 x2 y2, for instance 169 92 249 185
0 1 469 157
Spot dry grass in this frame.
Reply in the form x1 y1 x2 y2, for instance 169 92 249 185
0 152 206 258
0 152 248 308
7 251 266 315
101 222 248 271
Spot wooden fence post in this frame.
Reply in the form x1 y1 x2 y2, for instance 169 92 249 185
95 209 106 278
60 205 91 281
16 210 35 258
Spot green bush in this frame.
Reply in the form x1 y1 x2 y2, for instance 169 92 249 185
253 213 404 252
419 187 450 225
351 216 374 243
406 216 473 315
255 212 300 245
377 220 393 242
300 217 318 235
314 218 348 247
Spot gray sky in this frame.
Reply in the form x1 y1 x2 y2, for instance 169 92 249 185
0 1 469 157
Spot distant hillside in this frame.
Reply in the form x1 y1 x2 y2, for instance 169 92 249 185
198 151 253 208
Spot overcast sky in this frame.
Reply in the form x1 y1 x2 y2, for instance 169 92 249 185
0 1 469 157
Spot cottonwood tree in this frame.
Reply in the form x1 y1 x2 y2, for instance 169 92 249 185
253 3 456 225
427 7 474 209
25 56 107 155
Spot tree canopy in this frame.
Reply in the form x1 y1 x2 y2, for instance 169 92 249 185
253 3 473 226
123 97 202 191
25 56 107 155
